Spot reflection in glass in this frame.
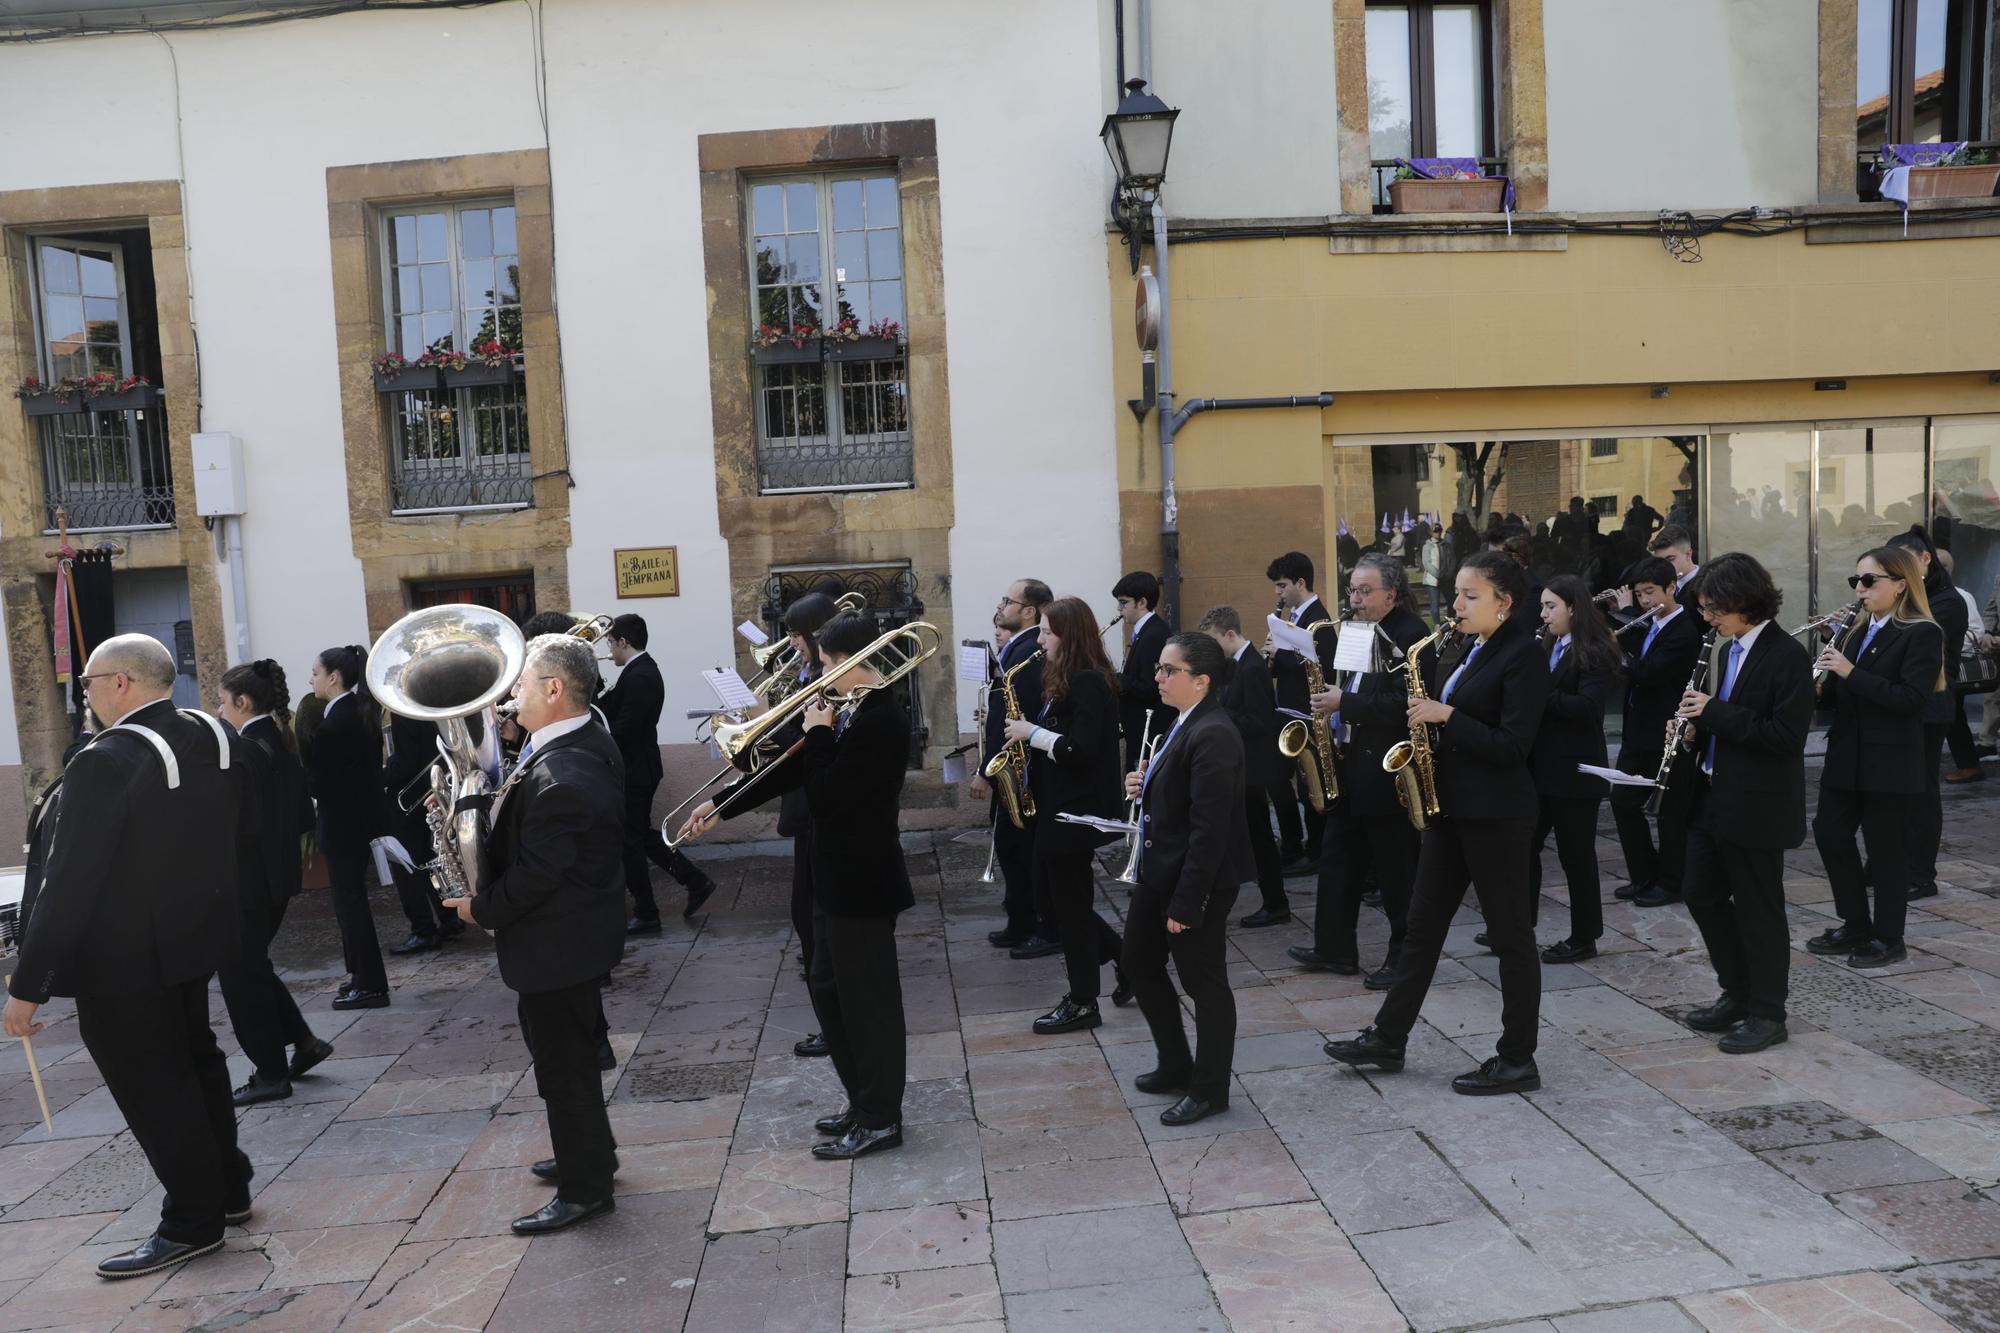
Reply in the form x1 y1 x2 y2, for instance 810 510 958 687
832 179 864 231
1710 427 1813 622
80 254 117 298
753 183 784 236
41 246 79 294
1366 5 1413 162
867 229 901 281
420 266 452 315
1857 0 1894 149
864 176 897 224
836 232 867 282
786 182 817 228
1815 424 1927 613
417 212 449 262
461 209 492 259
1432 4 1486 157
492 207 517 257
44 295 83 345
462 260 495 310
1935 419 2000 675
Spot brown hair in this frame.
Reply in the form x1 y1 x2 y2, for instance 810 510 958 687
1041 596 1120 704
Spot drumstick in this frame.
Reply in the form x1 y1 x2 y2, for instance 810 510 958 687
3 975 54 1134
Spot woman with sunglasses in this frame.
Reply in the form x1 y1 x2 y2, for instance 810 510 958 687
1886 526 1969 899
1003 595 1129 1035
1807 547 1945 969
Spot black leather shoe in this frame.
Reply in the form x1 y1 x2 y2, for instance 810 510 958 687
1614 880 1650 901
1541 938 1598 964
1323 1028 1405 1072
529 1154 619 1183
1805 924 1869 956
794 1032 829 1058
288 1037 335 1079
1472 931 1492 950
1135 1067 1191 1095
224 1164 255 1226
812 1123 903 1160
1009 936 1062 960
987 928 1031 948
1363 965 1397 991
1160 1095 1225 1126
231 1072 292 1108
814 1108 858 1136
1361 890 1383 909
389 932 442 956
1718 1016 1788 1054
597 1039 617 1072
511 1196 614 1234
626 915 663 936
1110 964 1135 1008
331 988 389 1011
96 1232 222 1279
1906 882 1939 901
1848 940 1908 969
1286 946 1359 975
1239 907 1291 928
1632 885 1683 908
683 878 717 920
1032 996 1101 1035
1684 995 1749 1032
1453 1057 1542 1096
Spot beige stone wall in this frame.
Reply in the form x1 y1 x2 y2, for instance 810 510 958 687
323 150 571 639
0 180 226 797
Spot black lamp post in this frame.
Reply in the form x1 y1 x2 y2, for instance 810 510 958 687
1100 77 1179 194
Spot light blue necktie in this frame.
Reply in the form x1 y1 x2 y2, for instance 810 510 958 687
1855 621 1884 662
1641 618 1664 658
1703 641 1745 774
1440 642 1482 702
1549 637 1568 673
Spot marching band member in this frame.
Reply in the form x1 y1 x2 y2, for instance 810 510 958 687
1287 554 1429 986
1651 525 1701 611
1266 552 1331 871
978 579 1059 956
1005 595 1130 1035
1674 554 1813 1053
1113 571 1176 769
308 644 391 1010
1609 557 1703 908
1121 633 1253 1126
1807 546 1945 969
603 614 718 931
1887 526 1967 897
1524 576 1619 963
1195 606 1288 927
1326 550 1553 1096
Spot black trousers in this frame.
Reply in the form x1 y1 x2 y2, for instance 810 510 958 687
323 843 387 994
1683 782 1790 1021
77 979 249 1245
808 912 906 1129
791 828 815 973
624 782 710 920
1123 881 1241 1103
1946 694 1979 770
1529 794 1604 942
1609 750 1691 893
1816 785 1911 945
1267 770 1305 858
1312 800 1414 968
1033 837 1122 1002
218 893 316 1080
1374 816 1540 1065
994 805 1050 939
1908 723 1948 889
518 981 618 1203
1243 785 1286 913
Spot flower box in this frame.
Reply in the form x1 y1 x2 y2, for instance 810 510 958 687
1389 177 1509 213
826 336 905 362
374 365 442 393
753 338 823 365
20 384 162 416
1906 164 2000 200
440 356 522 389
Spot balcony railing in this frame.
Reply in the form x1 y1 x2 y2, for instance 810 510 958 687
1370 158 1511 213
35 396 175 531
386 381 534 513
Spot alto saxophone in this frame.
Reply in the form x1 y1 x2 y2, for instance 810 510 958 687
1382 617 1457 831
1276 621 1342 811
983 649 1044 829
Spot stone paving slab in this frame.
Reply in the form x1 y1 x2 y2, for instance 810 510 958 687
0 787 1995 1330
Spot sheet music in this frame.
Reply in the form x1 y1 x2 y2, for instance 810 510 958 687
736 620 770 646
1267 615 1317 657
1577 763 1656 787
1054 812 1141 835
958 643 992 682
701 667 760 713
1331 624 1374 672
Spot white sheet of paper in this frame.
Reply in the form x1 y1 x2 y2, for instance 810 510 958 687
701 667 760 713
942 753 968 784
1054 812 1141 835
1577 763 1657 787
1267 615 1317 657
736 620 769 646
1332 625 1374 672
958 644 992 682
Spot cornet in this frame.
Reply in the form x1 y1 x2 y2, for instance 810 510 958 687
1115 714 1159 885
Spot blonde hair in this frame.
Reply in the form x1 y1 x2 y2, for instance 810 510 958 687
1844 546 1944 693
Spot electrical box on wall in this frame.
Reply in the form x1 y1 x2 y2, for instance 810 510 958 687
191 432 246 516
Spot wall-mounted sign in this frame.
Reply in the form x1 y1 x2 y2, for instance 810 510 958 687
614 546 680 598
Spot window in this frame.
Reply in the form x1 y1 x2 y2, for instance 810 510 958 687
409 573 536 624
1590 438 1619 459
749 173 912 492
1366 1 1494 207
1591 495 1618 516
1856 0 1992 150
379 201 530 512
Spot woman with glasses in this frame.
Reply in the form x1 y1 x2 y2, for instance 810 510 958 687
1807 547 1946 969
1003 595 1129 1035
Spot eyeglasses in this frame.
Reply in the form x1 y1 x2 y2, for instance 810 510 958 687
1153 663 1192 678
76 672 125 689
1847 573 1903 590
996 596 1028 609
1347 584 1383 596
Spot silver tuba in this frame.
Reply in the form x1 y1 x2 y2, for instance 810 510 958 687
367 604 527 903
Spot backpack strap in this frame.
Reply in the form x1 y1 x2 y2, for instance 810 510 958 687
103 724 180 789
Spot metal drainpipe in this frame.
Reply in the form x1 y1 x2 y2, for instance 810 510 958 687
1151 193 1181 625
1137 0 1152 85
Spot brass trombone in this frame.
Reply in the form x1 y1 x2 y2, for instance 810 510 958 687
663 619 941 846
744 591 869 705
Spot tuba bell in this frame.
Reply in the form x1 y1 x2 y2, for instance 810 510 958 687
368 604 527 903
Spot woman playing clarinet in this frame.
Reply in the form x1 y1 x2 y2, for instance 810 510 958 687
1527 576 1621 963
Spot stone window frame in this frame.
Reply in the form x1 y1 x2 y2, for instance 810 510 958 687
1336 0 1547 215
1819 0 2000 202
324 149 570 637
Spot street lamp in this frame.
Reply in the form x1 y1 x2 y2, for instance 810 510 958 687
1100 78 1178 192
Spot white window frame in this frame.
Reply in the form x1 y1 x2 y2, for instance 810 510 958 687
30 235 134 382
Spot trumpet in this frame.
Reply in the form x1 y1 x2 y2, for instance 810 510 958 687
1115 713 1160 885
743 592 868 706
663 619 941 847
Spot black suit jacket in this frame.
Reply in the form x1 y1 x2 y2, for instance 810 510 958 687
1136 697 1253 923
1270 596 1331 712
472 716 627 994
239 714 308 910
1030 670 1126 852
381 712 439 853
308 691 382 850
1528 641 1613 799
1220 646 1284 788
1120 614 1176 748
1685 625 1814 849
1927 576 1967 720
1330 604 1435 818
1818 616 1945 794
601 652 667 790
10 699 251 1002
1617 608 1703 770
1675 568 1702 612
1429 615 1553 823
984 626 1045 762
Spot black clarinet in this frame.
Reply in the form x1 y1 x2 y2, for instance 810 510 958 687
1646 628 1719 816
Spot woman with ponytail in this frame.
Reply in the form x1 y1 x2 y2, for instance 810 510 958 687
1886 526 1969 897
309 644 390 1009
216 661 332 1101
